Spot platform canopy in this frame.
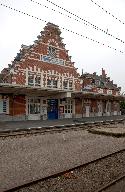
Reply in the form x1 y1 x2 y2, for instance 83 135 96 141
0 83 72 97
72 91 125 101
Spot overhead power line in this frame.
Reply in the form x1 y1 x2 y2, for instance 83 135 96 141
30 0 89 26
90 0 125 25
33 0 125 44
0 2 124 54
30 0 89 27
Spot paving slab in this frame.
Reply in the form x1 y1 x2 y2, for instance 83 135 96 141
0 129 125 191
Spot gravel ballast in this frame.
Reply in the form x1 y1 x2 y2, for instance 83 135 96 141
1 125 125 191
12 150 125 192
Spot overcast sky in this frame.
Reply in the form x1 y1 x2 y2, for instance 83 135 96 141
0 0 125 92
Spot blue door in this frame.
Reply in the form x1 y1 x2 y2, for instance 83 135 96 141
47 99 58 120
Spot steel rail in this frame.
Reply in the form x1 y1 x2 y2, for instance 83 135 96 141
96 174 125 192
5 148 125 192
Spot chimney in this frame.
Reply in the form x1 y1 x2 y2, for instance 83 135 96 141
82 69 84 75
102 68 106 77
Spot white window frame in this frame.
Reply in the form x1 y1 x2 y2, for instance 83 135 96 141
107 90 112 95
0 99 8 114
47 79 58 88
65 100 72 114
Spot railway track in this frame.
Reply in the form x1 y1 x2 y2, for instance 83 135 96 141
0 118 124 138
5 148 125 192
97 175 125 192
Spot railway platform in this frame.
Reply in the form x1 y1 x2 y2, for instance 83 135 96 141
0 115 124 132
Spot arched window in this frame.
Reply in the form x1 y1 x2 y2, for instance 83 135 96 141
48 46 56 58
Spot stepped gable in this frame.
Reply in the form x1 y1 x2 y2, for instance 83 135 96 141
41 22 65 49
1 22 80 89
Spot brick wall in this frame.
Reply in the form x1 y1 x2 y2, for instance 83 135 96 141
9 95 25 116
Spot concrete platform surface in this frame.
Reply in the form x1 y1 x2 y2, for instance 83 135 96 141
0 115 124 132
0 118 77 132
0 129 125 191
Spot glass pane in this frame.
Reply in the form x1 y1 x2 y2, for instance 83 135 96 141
35 104 40 114
68 105 70 109
53 80 57 88
69 82 72 87
34 99 40 103
63 81 68 89
68 100 70 104
28 76 34 86
30 104 35 114
30 99 34 103
35 76 41 86
48 46 56 58
30 103 40 114
47 79 51 86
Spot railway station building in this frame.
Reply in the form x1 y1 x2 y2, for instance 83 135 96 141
0 22 123 121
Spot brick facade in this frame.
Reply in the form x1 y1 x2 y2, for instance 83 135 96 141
0 23 123 120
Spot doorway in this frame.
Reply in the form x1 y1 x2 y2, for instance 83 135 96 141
47 99 58 120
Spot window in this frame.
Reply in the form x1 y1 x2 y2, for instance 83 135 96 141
63 81 68 89
35 76 41 86
28 98 40 114
60 98 66 104
98 88 103 94
3 101 7 113
43 100 47 104
47 79 52 87
107 90 112 95
100 81 104 86
47 79 58 88
28 74 41 87
92 79 95 84
0 100 7 113
96 80 100 86
28 75 34 86
53 80 57 88
48 46 56 58
65 100 72 114
69 82 73 90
